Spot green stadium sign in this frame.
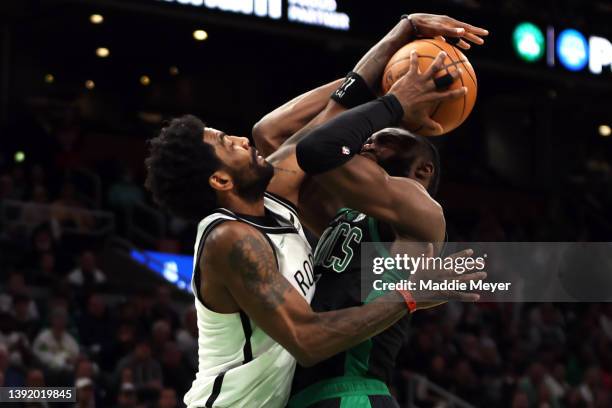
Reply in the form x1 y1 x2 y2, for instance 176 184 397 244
513 22 545 62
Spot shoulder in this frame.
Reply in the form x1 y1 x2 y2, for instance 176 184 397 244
204 221 265 250
203 221 274 268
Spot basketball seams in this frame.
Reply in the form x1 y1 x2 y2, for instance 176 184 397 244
383 56 436 92
447 43 478 123
383 39 477 134
420 39 466 126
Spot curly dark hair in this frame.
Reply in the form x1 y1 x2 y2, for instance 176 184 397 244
145 115 221 220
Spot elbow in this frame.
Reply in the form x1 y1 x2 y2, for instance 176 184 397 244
286 326 325 368
252 120 277 155
293 348 321 368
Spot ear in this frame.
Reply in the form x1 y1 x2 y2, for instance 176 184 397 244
209 170 233 192
415 160 434 181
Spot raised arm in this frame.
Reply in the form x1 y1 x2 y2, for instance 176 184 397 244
296 53 467 242
252 79 343 157
264 14 487 209
205 222 407 367
256 14 488 157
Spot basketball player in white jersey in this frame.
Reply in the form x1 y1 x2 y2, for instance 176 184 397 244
144 13 487 408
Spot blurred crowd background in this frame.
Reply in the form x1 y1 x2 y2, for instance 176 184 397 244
1 0 611 407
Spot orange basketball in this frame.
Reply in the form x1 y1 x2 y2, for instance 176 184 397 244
382 38 477 136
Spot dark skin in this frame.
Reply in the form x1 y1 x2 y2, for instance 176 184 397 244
255 15 488 246
197 14 488 367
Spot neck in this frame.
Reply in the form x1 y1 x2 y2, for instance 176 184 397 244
217 193 265 217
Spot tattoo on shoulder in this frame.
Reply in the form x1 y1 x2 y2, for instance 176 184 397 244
228 234 291 310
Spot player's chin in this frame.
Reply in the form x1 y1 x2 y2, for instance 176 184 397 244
256 154 267 166
359 151 378 162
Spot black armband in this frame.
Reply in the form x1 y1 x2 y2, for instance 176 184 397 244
330 72 376 109
296 95 404 175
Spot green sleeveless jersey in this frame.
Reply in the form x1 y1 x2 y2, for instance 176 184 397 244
291 208 411 398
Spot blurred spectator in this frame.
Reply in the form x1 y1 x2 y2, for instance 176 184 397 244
176 306 198 371
21 184 52 229
0 343 25 387
22 369 49 408
151 320 173 356
115 339 163 398
25 368 46 387
544 363 569 402
579 366 602 406
115 382 139 408
100 323 137 371
511 391 530 408
160 342 194 398
157 388 178 408
12 293 41 340
75 357 105 407
32 307 79 376
32 252 60 287
151 286 179 331
108 167 144 210
67 250 107 293
77 293 113 357
25 226 66 272
0 272 39 320
51 181 94 231
75 377 96 408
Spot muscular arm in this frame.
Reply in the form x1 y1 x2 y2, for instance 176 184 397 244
205 222 407 367
262 19 414 209
252 79 343 157
256 19 413 156
296 95 446 243
316 156 445 243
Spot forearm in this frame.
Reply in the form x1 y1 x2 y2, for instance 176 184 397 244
352 18 413 92
252 79 343 156
296 95 403 174
299 292 407 366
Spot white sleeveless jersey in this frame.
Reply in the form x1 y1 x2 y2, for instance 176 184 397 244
184 193 316 408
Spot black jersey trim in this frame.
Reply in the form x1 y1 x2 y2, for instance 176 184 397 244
193 218 231 305
204 371 226 407
214 208 298 234
265 191 299 216
239 311 253 363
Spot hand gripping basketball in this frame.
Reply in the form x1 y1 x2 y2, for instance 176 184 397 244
387 50 466 135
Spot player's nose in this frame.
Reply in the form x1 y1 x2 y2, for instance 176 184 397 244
234 136 250 149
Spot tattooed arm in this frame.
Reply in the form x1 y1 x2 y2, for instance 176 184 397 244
203 221 407 367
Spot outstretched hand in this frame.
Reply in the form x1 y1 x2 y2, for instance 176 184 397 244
387 50 466 134
406 13 489 50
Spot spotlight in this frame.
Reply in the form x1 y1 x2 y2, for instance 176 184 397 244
14 151 25 163
193 30 208 41
599 125 611 137
169 66 179 76
96 47 110 58
44 74 54 84
85 80 95 90
140 75 151 86
90 14 104 24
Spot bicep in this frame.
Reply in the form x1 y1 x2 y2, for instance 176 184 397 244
212 227 315 359
314 156 445 241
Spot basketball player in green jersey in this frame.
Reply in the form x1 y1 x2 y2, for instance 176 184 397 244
252 14 488 408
